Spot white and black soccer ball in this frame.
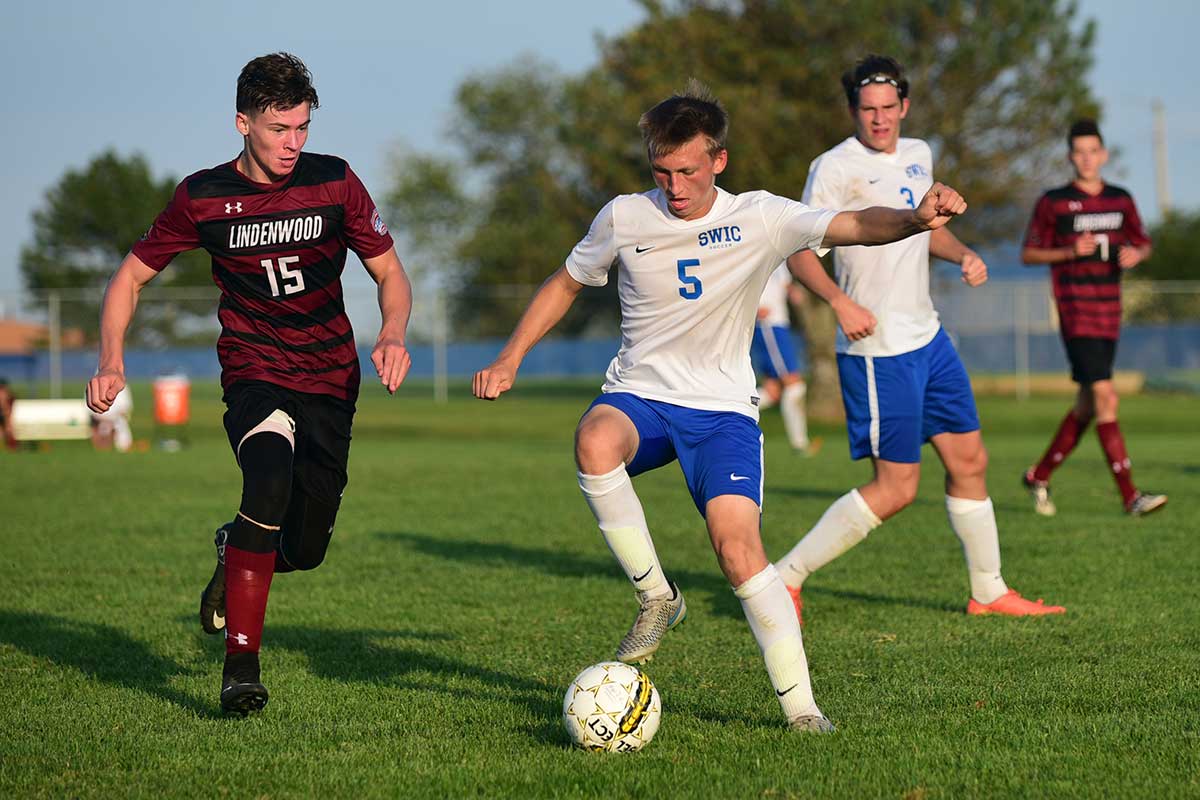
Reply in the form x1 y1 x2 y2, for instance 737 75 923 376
562 661 661 752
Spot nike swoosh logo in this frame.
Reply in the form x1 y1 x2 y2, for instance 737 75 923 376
213 613 225 627
730 473 751 481
635 245 655 253
776 683 799 697
868 178 881 184
633 566 654 582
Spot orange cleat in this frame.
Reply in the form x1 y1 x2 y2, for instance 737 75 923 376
787 584 804 625
967 589 1065 617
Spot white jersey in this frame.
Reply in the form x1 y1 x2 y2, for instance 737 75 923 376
803 136 938 357
758 263 792 327
566 187 835 419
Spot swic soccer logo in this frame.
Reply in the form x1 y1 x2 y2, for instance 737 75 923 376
905 163 930 179
697 225 741 250
225 202 243 214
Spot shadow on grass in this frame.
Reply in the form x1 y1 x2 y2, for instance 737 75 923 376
375 529 746 620
377 529 966 620
266 623 567 745
0 610 216 718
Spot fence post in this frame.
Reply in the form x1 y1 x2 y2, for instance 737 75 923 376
433 288 448 404
1014 282 1030 401
48 291 62 399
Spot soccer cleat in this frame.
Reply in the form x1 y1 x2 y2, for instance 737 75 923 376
788 713 836 734
200 523 231 635
786 584 804 626
967 589 1065 617
1021 471 1057 517
220 651 269 716
1126 492 1168 517
615 581 687 665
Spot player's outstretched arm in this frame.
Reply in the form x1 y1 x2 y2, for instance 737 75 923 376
474 266 585 400
930 228 988 287
363 249 413 395
786 250 876 341
86 253 159 414
822 182 967 248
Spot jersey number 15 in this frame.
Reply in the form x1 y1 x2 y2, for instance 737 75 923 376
262 256 305 297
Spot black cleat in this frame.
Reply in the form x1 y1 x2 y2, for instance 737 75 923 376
200 523 231 635
221 651 268 716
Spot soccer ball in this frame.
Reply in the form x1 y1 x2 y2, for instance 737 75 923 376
562 661 661 752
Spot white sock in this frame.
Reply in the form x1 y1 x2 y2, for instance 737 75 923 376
578 466 671 600
776 489 881 588
780 382 809 450
945 495 1008 604
734 565 821 721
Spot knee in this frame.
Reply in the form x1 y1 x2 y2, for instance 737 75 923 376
575 421 626 474
954 445 989 483
876 477 919 517
279 494 339 571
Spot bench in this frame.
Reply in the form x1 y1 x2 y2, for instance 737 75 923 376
10 399 92 441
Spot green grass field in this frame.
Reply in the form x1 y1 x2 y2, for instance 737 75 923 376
2 381 1197 799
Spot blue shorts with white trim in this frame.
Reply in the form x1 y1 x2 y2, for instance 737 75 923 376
750 323 800 379
837 327 980 463
587 392 764 516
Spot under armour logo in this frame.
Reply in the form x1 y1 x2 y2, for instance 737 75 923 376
225 202 243 214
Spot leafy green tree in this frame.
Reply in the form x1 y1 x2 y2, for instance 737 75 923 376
1123 209 1200 323
20 150 212 345
390 0 1097 417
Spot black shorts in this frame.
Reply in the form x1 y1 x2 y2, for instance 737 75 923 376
223 380 356 503
1063 337 1117 385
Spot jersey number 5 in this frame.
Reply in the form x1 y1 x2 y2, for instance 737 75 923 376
262 256 305 297
677 258 703 300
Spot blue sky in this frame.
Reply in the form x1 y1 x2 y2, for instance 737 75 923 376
1 0 1196 294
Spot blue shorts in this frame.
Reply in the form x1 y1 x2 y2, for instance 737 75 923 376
750 323 799 379
837 328 980 463
588 393 763 516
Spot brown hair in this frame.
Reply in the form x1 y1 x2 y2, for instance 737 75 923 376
236 52 320 115
841 54 909 107
1068 119 1103 147
638 79 728 159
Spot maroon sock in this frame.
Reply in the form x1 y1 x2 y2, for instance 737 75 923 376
1096 421 1138 507
1032 410 1089 482
224 546 275 655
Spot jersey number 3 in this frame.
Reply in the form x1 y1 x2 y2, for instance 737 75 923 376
262 256 305 297
677 258 703 300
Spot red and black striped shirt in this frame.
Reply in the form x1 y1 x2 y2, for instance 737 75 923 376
132 152 393 400
1023 183 1150 340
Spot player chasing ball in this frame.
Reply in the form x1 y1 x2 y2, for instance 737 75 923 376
1020 120 1166 518
474 80 970 733
776 55 1066 623
86 53 413 715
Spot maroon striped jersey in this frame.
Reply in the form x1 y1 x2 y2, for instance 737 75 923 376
1023 183 1150 340
132 152 394 400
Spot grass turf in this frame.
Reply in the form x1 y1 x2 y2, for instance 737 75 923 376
2 381 1197 798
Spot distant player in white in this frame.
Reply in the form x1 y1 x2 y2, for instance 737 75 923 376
751 264 813 452
91 384 133 452
777 55 1065 621
474 81 970 733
